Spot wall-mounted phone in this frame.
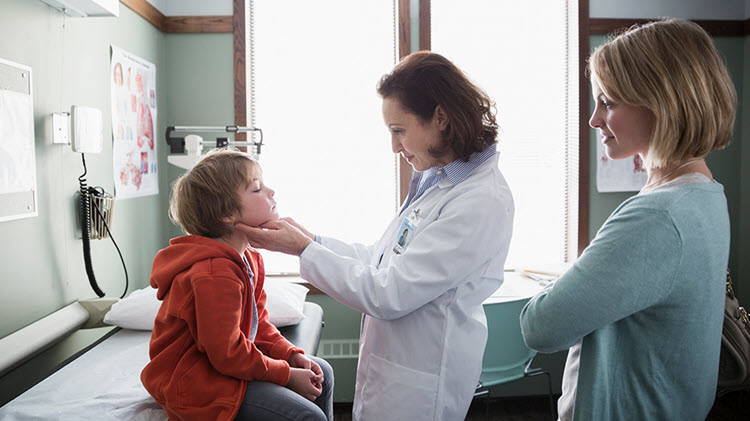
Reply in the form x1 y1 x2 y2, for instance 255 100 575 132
62 105 128 299
71 106 103 153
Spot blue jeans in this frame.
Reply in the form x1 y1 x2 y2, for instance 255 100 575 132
234 355 334 421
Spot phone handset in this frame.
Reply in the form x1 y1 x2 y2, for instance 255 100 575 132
71 106 128 299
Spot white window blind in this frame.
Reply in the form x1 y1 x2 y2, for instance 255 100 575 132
248 1 399 274
431 0 579 268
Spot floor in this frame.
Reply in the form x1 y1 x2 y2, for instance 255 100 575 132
333 396 556 421
331 389 750 421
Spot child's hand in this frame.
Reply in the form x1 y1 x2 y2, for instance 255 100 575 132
289 353 324 387
287 367 323 402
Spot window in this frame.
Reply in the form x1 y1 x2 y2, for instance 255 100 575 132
430 0 580 267
244 0 399 273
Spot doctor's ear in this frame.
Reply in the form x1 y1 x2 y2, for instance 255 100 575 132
434 105 449 130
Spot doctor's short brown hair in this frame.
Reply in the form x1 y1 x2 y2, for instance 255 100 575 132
377 51 499 161
588 18 736 169
169 149 259 238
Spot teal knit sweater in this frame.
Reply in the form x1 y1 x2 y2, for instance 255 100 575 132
520 182 730 420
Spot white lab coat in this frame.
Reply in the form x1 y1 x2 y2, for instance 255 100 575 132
299 154 514 421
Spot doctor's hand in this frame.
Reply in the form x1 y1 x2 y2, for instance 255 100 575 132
286 367 323 402
236 220 312 256
279 217 316 241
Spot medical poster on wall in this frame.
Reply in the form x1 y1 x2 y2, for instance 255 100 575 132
595 140 647 192
110 45 158 199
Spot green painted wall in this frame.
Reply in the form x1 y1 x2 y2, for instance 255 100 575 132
741 35 750 307
0 0 166 405
163 33 236 240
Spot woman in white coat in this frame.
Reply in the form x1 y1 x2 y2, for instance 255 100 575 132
240 51 514 421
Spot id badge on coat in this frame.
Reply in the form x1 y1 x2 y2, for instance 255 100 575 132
393 208 420 254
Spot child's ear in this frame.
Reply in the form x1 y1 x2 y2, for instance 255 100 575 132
220 215 237 225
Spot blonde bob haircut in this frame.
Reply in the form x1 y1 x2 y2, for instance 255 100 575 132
169 149 259 238
588 18 736 169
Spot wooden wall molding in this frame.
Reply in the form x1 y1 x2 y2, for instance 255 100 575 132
590 18 748 37
120 0 232 33
163 16 232 33
120 0 164 30
233 0 247 139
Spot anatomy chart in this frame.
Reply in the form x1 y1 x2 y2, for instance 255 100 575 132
595 140 647 192
110 45 158 199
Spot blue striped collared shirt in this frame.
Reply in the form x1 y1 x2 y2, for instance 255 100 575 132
399 144 497 214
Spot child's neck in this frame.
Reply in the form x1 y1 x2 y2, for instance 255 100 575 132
217 230 250 256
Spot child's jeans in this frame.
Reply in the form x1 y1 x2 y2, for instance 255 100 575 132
234 355 334 421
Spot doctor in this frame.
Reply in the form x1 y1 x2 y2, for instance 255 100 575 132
239 51 514 420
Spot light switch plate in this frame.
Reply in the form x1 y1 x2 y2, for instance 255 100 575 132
51 112 70 144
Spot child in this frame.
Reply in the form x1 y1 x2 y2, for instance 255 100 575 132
141 149 334 421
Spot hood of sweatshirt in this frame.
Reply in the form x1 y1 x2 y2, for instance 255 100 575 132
149 235 246 300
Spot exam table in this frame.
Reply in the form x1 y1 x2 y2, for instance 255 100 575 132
0 302 324 420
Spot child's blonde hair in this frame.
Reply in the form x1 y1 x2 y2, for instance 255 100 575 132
169 149 260 237
588 18 736 169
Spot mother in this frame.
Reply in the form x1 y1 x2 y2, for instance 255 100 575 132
240 51 514 420
521 18 736 420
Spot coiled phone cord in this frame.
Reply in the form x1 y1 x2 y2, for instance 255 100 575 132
79 154 129 299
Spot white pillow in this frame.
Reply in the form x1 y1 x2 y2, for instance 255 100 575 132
263 280 308 327
103 286 159 330
103 280 308 330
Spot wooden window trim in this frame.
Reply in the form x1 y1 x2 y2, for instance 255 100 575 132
417 0 592 255
396 0 413 204
578 0 590 255
233 0 247 142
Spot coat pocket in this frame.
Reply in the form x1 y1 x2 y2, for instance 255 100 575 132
359 354 439 421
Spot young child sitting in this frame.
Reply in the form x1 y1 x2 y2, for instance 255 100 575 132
141 149 333 421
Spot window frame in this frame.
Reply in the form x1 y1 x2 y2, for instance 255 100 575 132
419 0 590 257
232 0 592 256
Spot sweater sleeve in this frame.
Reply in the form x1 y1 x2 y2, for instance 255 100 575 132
190 274 291 386
520 204 682 353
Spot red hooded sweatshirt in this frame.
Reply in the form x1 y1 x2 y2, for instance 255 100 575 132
141 235 303 421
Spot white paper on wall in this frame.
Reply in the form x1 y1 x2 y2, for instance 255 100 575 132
110 45 158 200
595 139 648 193
0 89 35 194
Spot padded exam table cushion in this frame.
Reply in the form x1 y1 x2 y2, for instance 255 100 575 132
279 302 324 356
